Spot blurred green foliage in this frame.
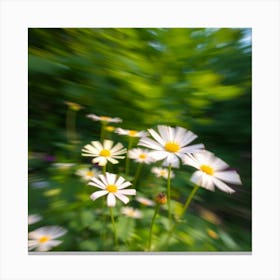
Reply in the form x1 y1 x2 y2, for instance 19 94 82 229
28 28 251 252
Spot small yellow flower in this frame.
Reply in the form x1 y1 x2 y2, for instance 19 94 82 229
65 101 83 111
86 114 122 123
207 229 219 239
115 128 148 138
155 192 167 205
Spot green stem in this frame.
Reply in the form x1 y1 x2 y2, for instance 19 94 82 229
147 203 160 251
100 122 106 142
109 207 118 249
102 165 106 175
167 164 172 227
166 184 200 245
133 163 143 188
125 137 133 175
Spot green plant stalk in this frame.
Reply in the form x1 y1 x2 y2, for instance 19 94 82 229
125 137 133 175
102 164 107 175
133 163 143 188
166 184 200 244
167 164 172 227
147 203 160 251
109 207 118 249
100 121 107 142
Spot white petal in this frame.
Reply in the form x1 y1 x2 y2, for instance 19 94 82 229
88 178 106 189
82 144 99 155
111 148 127 156
212 157 229 171
194 150 215 165
114 193 130 204
90 190 108 201
214 171 242 185
157 125 170 141
180 143 205 154
162 153 180 168
107 157 119 164
167 126 175 141
148 128 165 146
103 139 113 150
91 141 103 151
180 130 198 147
118 189 136 195
190 170 204 186
182 154 200 169
106 173 117 185
173 127 187 144
212 178 235 194
115 176 125 186
107 193 116 207
118 181 132 189
92 157 107 166
139 138 163 151
110 142 124 153
149 151 168 161
97 174 109 186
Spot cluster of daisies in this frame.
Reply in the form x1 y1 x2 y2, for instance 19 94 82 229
81 113 242 208
28 214 67 252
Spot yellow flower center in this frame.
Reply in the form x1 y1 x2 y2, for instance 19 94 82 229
160 170 167 176
200 165 214 175
106 126 115 132
128 130 137 137
38 236 50 243
139 153 147 159
99 149 111 157
164 142 180 153
86 171 94 177
106 184 118 193
100 116 110 121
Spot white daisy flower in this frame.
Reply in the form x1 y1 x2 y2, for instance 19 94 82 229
86 114 122 123
28 214 42 225
138 125 204 168
128 148 155 164
82 139 127 166
151 167 175 179
115 128 148 138
183 150 242 194
135 196 155 206
121 207 143 219
89 172 136 207
75 167 100 181
28 226 67 252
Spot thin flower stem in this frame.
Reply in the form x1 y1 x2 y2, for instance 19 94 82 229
109 207 118 249
133 163 143 188
102 165 106 175
165 184 200 245
167 164 172 227
100 122 106 142
147 203 160 251
125 137 133 175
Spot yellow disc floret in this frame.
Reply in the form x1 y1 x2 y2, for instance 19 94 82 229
139 153 147 159
99 149 111 157
86 171 94 177
106 184 118 193
200 165 214 175
100 116 110 121
128 130 137 137
164 142 180 153
39 236 50 243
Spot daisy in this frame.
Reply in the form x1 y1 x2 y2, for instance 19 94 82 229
28 214 42 225
183 150 242 193
121 207 143 219
75 167 100 181
81 140 126 166
28 226 67 252
128 148 155 164
151 167 175 179
86 114 122 123
89 172 136 207
135 196 155 206
138 125 204 168
115 128 148 138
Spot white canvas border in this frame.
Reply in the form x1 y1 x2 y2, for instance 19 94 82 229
0 0 279 280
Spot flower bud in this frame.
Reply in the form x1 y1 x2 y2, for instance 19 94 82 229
155 192 167 205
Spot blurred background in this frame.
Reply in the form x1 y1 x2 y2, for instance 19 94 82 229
28 28 251 252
